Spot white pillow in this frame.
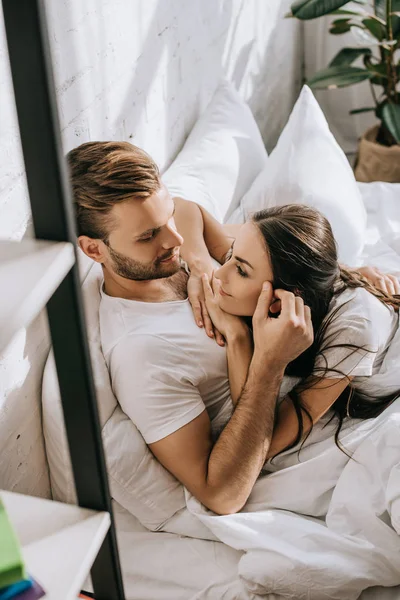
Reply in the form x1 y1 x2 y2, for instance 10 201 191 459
235 86 367 266
162 81 268 223
42 256 185 530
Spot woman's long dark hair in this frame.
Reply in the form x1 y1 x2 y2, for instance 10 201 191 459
252 205 400 457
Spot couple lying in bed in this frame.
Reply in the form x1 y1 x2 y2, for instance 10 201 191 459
70 140 400 516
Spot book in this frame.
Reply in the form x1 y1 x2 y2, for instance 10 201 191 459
0 578 31 600
0 499 26 589
0 578 44 600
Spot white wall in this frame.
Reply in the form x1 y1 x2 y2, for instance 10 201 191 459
0 0 302 497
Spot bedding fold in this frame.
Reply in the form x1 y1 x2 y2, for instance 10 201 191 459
184 401 400 599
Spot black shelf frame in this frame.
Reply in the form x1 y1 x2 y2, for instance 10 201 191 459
2 1 125 599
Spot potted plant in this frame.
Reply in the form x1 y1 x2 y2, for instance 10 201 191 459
288 0 400 182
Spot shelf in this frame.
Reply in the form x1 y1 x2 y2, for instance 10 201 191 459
0 239 75 354
0 490 110 600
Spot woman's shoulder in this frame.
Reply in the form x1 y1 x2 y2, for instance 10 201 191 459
326 285 398 351
330 285 394 323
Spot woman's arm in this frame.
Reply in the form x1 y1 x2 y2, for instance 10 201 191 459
173 197 235 266
173 197 214 274
173 197 240 341
266 376 352 459
197 206 237 264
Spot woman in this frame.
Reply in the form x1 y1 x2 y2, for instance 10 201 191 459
175 200 400 460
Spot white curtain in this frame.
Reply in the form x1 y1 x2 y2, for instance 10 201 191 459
304 11 378 155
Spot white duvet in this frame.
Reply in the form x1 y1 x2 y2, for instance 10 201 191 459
181 182 400 600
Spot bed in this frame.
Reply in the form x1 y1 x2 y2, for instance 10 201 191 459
80 182 400 600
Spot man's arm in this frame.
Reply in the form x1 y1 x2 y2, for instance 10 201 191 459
149 285 313 515
150 357 282 515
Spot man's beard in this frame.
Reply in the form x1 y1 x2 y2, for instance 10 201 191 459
105 242 181 281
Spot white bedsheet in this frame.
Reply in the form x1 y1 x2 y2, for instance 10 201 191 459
97 183 400 600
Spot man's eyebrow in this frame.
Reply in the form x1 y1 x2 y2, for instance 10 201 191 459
135 201 176 239
231 240 253 269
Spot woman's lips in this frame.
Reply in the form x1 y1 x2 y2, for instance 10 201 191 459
219 286 230 297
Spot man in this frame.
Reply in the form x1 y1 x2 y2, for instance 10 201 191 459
68 141 393 516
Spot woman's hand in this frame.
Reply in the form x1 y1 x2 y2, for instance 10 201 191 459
201 273 247 340
252 283 314 369
188 271 225 346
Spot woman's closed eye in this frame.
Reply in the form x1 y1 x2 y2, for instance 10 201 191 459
236 264 247 278
224 246 248 277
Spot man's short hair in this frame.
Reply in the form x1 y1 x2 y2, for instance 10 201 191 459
67 141 161 239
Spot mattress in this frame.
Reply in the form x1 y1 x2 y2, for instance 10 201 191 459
87 182 400 600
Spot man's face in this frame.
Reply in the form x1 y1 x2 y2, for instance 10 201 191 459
102 185 184 281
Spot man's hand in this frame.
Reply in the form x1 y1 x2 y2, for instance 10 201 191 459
357 266 400 296
252 282 313 369
187 271 225 346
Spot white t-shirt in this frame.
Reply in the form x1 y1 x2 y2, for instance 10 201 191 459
263 287 399 474
99 286 232 444
313 287 399 396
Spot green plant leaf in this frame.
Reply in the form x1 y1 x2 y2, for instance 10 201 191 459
290 0 351 20
376 100 387 119
365 62 389 78
374 0 386 21
391 0 400 14
349 107 376 114
329 17 353 33
390 10 400 32
329 47 372 66
307 66 372 88
365 63 400 85
370 75 387 84
381 103 400 143
391 0 400 35
330 8 364 15
362 17 387 40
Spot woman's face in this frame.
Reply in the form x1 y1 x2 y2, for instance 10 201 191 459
214 222 274 317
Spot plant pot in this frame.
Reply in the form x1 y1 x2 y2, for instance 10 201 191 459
354 125 400 183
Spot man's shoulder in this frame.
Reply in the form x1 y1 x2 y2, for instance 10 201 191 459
109 331 188 367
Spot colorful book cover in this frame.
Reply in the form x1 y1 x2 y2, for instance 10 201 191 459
0 578 45 600
12 578 45 600
0 499 27 589
0 578 32 600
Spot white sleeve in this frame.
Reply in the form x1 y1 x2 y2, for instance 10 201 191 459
108 334 206 444
313 316 379 379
